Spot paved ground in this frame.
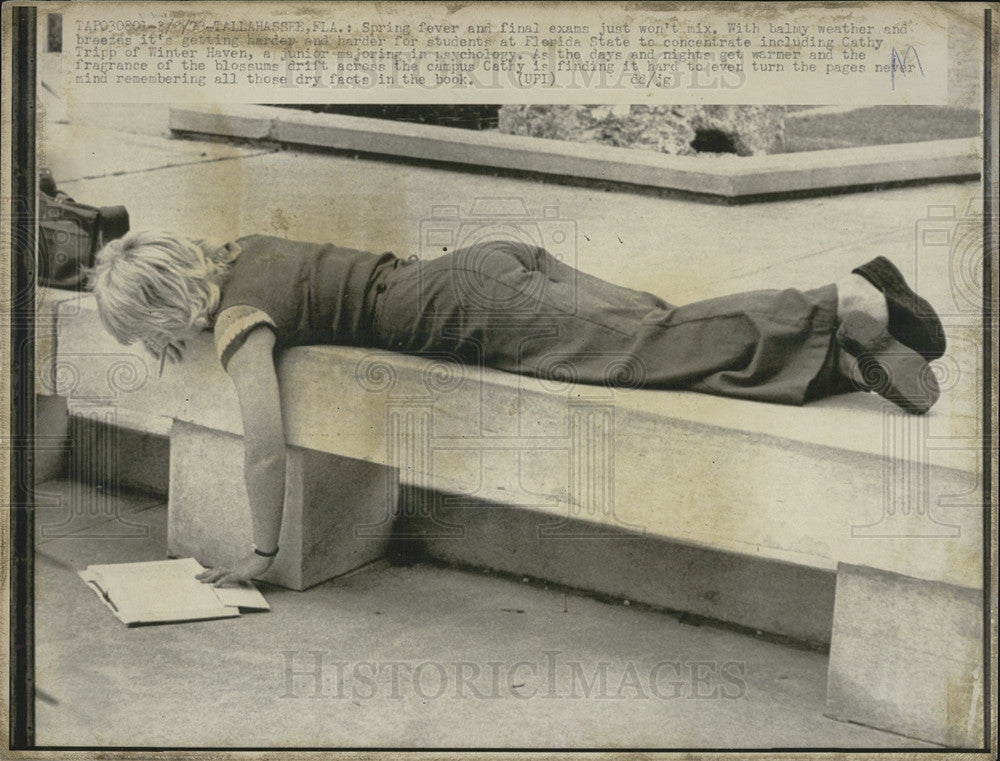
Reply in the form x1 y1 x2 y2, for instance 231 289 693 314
34 480 936 748
32 104 978 748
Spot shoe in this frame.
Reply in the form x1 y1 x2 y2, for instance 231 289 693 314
837 312 940 415
852 256 946 361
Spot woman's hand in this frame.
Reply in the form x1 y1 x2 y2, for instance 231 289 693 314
196 551 274 587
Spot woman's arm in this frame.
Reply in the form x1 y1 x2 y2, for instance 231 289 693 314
196 325 285 586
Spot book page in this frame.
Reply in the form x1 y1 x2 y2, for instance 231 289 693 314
81 558 242 624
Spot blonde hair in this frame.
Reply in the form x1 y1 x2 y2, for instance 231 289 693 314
88 230 238 357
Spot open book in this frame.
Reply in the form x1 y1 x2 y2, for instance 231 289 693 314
79 557 270 626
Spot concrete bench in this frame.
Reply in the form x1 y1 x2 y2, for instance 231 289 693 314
38 287 984 746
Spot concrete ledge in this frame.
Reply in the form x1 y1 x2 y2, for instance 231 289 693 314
50 292 982 593
169 104 981 199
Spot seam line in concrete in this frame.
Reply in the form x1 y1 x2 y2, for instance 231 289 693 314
58 149 278 184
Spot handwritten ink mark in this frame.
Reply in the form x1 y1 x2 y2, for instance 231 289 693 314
890 45 924 90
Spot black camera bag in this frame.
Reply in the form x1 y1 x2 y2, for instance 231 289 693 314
38 168 130 289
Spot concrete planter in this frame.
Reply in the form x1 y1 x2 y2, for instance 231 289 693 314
169 104 980 200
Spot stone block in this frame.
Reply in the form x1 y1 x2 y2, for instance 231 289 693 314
825 563 984 747
498 105 788 156
35 394 69 483
35 287 75 395
69 407 170 496
168 420 399 590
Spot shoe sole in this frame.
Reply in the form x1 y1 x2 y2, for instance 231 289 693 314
837 312 940 415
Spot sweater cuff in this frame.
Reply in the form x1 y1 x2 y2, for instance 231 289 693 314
214 305 277 370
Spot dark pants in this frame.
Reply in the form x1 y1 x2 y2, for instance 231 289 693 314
370 242 843 406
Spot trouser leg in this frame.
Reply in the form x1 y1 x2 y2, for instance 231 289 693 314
372 244 841 406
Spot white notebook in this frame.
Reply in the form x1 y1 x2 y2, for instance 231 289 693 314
79 557 270 626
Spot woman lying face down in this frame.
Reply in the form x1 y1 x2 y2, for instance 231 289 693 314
89 228 946 584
